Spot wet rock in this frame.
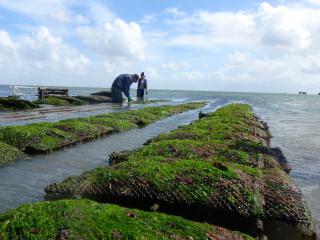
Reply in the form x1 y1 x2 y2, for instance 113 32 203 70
0 97 39 110
199 111 209 119
74 95 113 104
90 91 113 97
35 96 86 106
56 229 71 240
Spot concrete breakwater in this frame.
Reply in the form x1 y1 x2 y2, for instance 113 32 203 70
0 102 205 167
45 103 316 239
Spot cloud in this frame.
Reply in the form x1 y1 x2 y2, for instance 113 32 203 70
256 2 316 51
87 1 115 24
209 51 320 92
0 27 90 73
161 62 190 70
165 8 187 18
0 0 83 24
77 18 144 60
140 14 157 24
166 10 256 48
0 30 15 49
304 0 320 5
1 1 320 92
165 3 320 53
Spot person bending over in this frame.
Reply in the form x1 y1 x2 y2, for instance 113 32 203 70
137 72 148 101
111 74 139 103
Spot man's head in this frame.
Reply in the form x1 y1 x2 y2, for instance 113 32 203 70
140 72 145 79
132 74 139 83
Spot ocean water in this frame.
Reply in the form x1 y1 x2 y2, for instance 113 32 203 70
0 85 319 235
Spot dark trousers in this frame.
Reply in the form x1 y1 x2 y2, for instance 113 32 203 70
111 87 123 103
137 89 145 98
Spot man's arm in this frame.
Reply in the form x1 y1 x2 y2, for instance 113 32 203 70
122 76 132 98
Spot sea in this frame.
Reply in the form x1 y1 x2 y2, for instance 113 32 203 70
0 85 319 236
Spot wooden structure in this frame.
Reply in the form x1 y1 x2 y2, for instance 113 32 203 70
38 87 69 100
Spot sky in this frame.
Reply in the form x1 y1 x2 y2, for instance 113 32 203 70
0 0 320 93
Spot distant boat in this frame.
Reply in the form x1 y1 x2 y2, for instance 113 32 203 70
299 91 307 95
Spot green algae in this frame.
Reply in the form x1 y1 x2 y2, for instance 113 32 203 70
35 94 169 106
0 122 76 152
73 95 114 104
0 199 254 240
0 97 39 111
45 103 315 238
0 102 205 155
34 96 86 106
45 104 267 220
0 142 25 167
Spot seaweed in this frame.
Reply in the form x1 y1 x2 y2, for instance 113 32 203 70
45 104 315 238
73 95 113 104
0 142 25 167
0 199 254 240
34 96 86 106
0 102 205 155
0 97 39 110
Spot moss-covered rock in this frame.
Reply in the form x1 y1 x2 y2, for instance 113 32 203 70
76 90 169 105
45 104 315 239
0 102 205 154
0 199 254 240
0 142 25 167
73 95 113 104
90 91 113 97
0 97 39 111
34 96 86 106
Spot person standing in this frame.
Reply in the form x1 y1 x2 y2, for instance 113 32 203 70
111 74 139 103
137 72 148 101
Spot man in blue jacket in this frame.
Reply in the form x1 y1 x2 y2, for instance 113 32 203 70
137 72 148 101
111 74 139 103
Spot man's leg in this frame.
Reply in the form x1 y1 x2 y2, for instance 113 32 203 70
137 89 144 100
112 87 123 103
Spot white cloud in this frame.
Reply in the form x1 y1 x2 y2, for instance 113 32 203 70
0 30 15 49
256 2 317 51
304 0 320 5
165 3 320 53
0 30 16 67
165 8 187 18
87 1 115 24
77 19 144 60
209 51 320 92
0 0 83 24
1 1 320 92
161 62 190 70
166 10 256 48
140 14 157 24
0 27 90 73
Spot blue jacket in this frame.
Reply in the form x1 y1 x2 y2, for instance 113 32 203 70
138 78 147 90
111 74 134 98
